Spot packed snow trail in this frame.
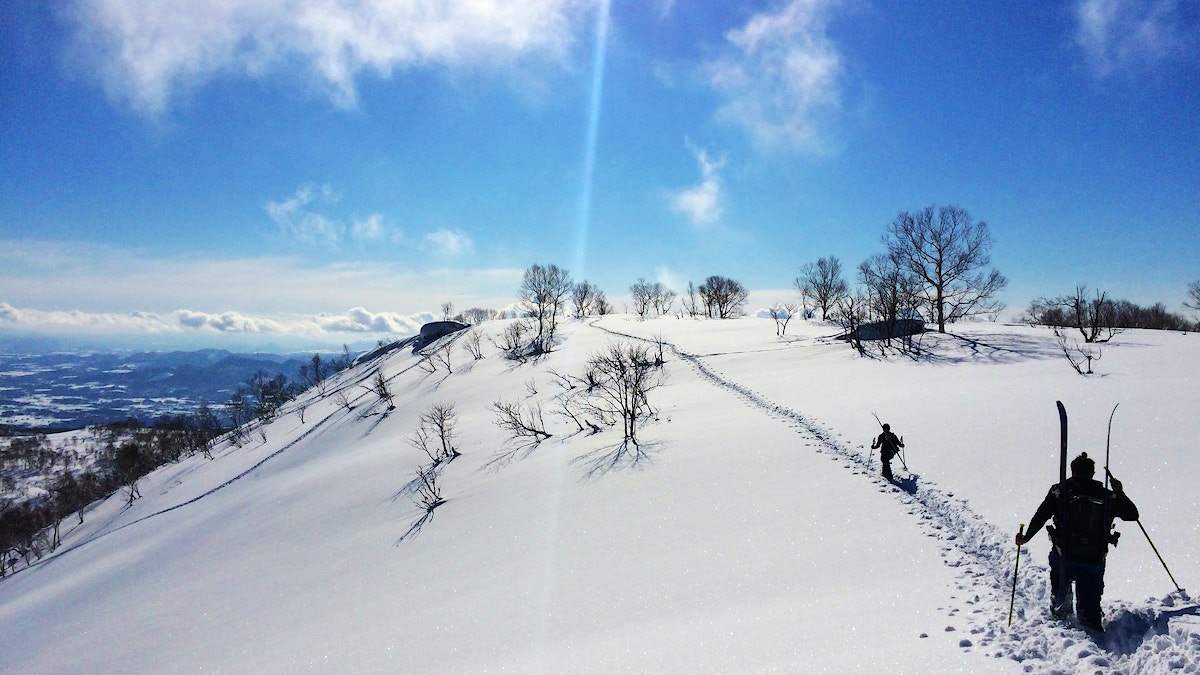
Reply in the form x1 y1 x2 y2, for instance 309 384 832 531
595 322 1199 674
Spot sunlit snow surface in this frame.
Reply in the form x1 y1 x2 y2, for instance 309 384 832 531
1 317 1196 673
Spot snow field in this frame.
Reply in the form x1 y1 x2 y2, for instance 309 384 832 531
1 316 1196 673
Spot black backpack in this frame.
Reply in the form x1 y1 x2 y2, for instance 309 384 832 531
879 432 899 460
1055 487 1112 559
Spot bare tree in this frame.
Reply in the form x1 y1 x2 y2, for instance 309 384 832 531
546 367 575 392
460 307 497 324
490 399 552 443
647 333 668 367
246 371 296 422
650 282 676 316
884 205 1007 332
682 281 702 318
858 251 922 349
1033 286 1121 343
224 392 249 443
578 341 666 446
461 328 485 360
300 353 328 395
770 302 800 336
409 403 461 464
440 301 454 321
491 320 532 361
114 441 145 505
1185 280 1200 312
414 465 444 513
1066 286 1119 343
629 279 675 318
698 275 748 319
518 263 573 353
796 256 849 321
629 278 654 318
551 389 597 434
834 291 870 356
424 341 454 373
370 370 395 410
593 292 612 316
1055 329 1102 375
572 280 602 317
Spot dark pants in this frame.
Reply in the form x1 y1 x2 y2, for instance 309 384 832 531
881 458 893 481
1049 548 1106 629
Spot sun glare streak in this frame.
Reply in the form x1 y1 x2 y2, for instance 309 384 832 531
531 2 611 668
573 0 611 281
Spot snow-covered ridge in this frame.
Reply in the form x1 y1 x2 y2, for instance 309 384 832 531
1 317 1196 673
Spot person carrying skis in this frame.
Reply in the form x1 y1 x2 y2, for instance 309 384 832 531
1015 452 1138 632
871 423 904 482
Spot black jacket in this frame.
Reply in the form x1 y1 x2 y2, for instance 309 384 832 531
1024 476 1139 563
872 431 903 460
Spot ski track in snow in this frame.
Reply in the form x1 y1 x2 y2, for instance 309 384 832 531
597 323 1200 675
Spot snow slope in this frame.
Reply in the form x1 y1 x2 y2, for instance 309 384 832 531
1 316 1196 673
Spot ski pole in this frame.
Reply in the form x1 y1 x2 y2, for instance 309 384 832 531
1009 524 1024 627
1106 467 1185 594
1134 520 1184 593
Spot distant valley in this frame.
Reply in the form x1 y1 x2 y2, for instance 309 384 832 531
0 349 325 430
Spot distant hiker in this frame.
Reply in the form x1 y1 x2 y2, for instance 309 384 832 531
1015 452 1139 632
871 423 904 482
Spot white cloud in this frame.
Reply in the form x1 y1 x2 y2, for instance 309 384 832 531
1073 0 1197 78
316 307 419 333
266 184 396 247
67 0 592 115
0 301 423 342
704 0 843 153
0 239 522 333
654 266 686 294
266 184 345 246
669 141 725 226
422 228 475 256
351 214 396 242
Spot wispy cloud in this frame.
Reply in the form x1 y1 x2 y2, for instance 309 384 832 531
266 184 397 247
669 141 725 226
66 0 592 115
1073 0 1197 78
422 228 475 256
654 266 686 294
703 0 844 153
266 184 345 246
351 214 391 242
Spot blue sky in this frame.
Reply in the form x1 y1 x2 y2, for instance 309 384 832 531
2 0 1198 350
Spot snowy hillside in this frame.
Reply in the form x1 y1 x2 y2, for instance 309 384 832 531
1 317 1196 673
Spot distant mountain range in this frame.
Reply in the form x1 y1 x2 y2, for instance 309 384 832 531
0 348 326 430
